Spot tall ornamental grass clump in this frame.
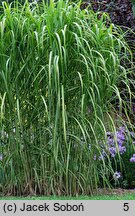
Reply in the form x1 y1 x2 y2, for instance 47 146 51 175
0 0 134 196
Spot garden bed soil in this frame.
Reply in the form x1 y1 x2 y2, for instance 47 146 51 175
81 0 135 51
90 0 135 30
94 188 135 196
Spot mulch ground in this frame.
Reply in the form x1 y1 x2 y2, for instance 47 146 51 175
81 0 135 51
90 0 135 30
93 188 135 196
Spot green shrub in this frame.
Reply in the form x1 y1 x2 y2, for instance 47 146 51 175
121 135 135 188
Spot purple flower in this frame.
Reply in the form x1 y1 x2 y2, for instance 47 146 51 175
130 154 135 162
102 149 106 157
113 171 121 180
119 126 125 133
100 127 135 160
118 146 126 154
106 131 114 146
117 139 124 147
116 130 125 146
93 155 97 160
107 137 115 147
109 147 116 157
130 157 135 162
117 126 125 138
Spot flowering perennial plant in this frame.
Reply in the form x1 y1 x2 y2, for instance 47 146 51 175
130 154 135 162
94 126 135 163
113 171 121 181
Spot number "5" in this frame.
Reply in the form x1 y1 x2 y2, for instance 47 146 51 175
123 203 129 211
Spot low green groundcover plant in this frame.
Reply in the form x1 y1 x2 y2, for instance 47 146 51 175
0 0 135 196
1 193 135 200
